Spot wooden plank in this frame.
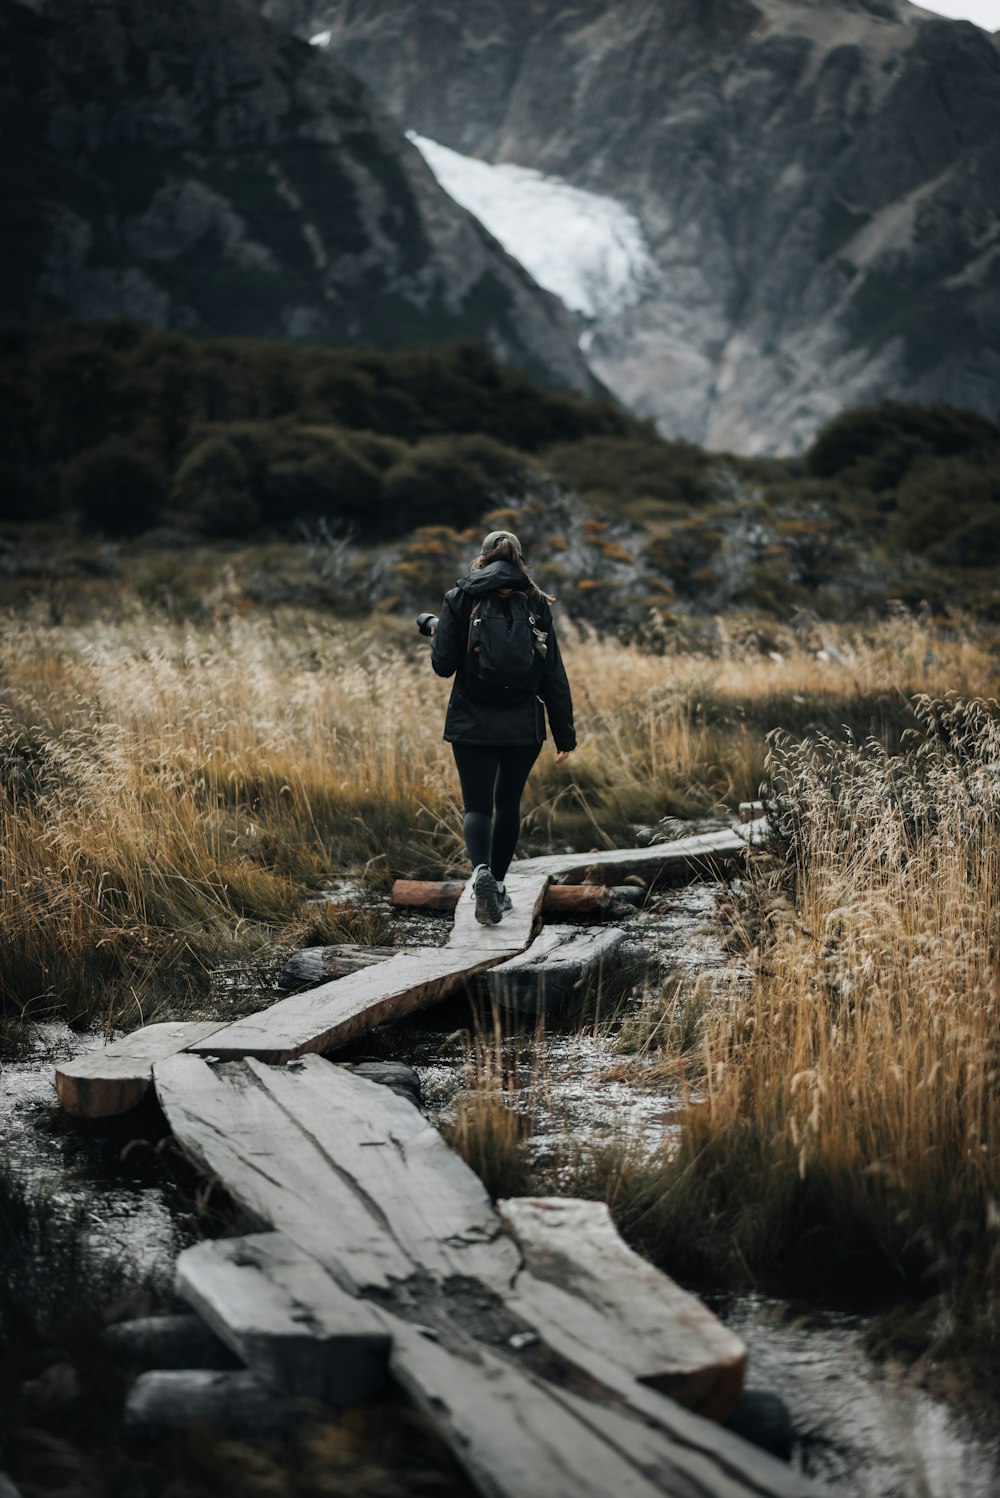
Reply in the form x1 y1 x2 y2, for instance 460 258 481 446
55 1021 225 1118
447 865 549 950
194 869 549 1062
518 828 746 886
153 1053 520 1292
386 1308 819 1498
176 1232 390 1402
124 1368 319 1433
189 947 501 1063
486 926 628 1014
499 1197 746 1421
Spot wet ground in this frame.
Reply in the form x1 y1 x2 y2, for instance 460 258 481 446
3 863 999 1495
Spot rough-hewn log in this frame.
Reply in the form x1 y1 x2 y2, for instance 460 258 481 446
499 1197 746 1421
279 943 399 989
176 1232 391 1403
55 1021 225 1118
486 926 629 1014
124 1368 320 1433
391 881 641 918
104 1313 237 1370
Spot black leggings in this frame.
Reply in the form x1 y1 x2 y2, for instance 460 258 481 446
452 742 541 882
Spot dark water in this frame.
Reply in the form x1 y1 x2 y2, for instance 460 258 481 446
3 872 999 1495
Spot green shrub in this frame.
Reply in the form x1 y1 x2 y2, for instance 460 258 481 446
60 439 166 534
382 434 528 530
174 435 258 537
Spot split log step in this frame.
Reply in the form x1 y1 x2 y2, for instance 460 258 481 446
154 1051 824 1498
124 1368 321 1433
177 1232 391 1403
55 1021 225 1118
500 1197 745 1421
392 881 642 918
486 925 629 1014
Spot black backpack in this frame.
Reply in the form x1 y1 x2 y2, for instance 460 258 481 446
466 591 545 700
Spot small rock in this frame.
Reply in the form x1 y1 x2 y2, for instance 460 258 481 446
723 1387 794 1461
350 1061 422 1110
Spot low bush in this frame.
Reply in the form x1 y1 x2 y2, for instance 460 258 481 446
60 437 167 534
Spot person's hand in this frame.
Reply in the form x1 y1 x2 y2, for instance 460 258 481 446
555 749 573 765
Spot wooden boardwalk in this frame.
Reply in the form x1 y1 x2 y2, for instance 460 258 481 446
57 826 749 1114
148 1053 821 1497
51 819 823 1495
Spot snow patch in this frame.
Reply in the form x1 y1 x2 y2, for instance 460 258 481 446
309 30 332 47
409 132 653 322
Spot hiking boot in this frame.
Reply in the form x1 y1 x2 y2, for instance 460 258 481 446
471 864 503 925
496 882 513 913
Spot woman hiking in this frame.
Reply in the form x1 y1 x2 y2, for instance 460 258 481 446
429 530 576 926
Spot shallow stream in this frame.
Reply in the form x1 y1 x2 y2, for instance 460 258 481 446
2 865 998 1495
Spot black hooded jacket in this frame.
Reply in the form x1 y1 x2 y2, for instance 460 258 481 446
431 561 576 751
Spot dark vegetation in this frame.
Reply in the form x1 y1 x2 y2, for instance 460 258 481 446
2 322 999 621
0 1164 471 1497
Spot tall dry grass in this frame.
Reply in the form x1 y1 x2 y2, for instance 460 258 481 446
573 693 1000 1358
0 602 995 1031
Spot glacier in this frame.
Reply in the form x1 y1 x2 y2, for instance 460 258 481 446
408 132 653 325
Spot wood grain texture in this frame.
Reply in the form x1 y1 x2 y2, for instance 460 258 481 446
154 1053 519 1292
55 1021 225 1117
500 1197 746 1420
176 1232 390 1402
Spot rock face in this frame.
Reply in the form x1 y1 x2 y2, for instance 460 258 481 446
291 0 1000 453
0 0 596 393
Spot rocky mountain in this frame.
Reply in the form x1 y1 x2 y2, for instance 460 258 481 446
0 0 595 393
284 0 1000 453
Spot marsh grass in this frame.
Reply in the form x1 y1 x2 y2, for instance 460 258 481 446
557 693 1000 1365
0 604 995 1029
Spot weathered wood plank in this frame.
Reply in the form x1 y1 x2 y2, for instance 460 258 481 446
124 1368 319 1433
194 869 549 1062
486 926 628 1014
386 1307 819 1498
55 1021 225 1118
446 865 549 951
176 1232 390 1402
154 1053 520 1292
188 947 498 1063
500 1197 746 1421
518 828 746 885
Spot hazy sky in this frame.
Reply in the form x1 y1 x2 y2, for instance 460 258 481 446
917 1 998 27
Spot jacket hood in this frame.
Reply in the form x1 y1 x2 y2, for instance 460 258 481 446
455 561 529 596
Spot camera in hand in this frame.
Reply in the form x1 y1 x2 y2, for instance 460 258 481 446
416 613 439 637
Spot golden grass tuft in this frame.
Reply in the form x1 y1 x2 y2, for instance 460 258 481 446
570 693 1000 1359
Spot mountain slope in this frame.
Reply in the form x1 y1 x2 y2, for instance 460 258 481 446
295 0 1000 452
0 0 595 393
